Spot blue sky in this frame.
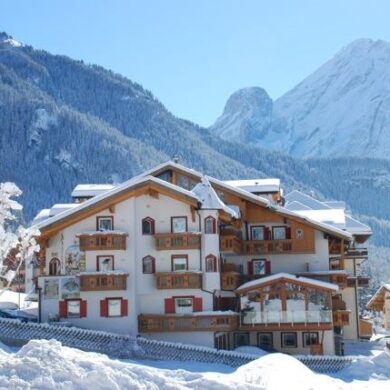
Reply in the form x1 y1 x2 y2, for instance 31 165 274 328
1 0 390 126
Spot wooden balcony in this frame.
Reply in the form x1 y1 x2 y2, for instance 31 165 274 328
332 297 347 311
346 276 370 288
299 272 348 290
242 240 293 255
221 272 241 290
154 233 201 250
78 233 127 251
220 235 242 254
332 310 350 327
138 313 239 332
80 273 127 291
155 272 202 289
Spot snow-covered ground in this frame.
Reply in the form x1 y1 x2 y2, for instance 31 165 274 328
0 337 389 389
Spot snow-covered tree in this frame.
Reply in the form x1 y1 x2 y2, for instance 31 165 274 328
0 182 40 288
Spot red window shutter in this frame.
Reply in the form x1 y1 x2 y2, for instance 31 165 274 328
265 260 271 275
193 297 203 312
247 261 253 275
100 299 108 317
212 218 216 234
286 227 292 239
59 300 67 318
80 300 87 318
265 227 271 240
121 299 128 316
164 298 175 314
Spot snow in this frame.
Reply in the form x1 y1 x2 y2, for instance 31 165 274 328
71 184 116 198
234 346 268 357
0 290 37 312
76 230 128 236
236 272 339 293
0 339 388 389
224 178 280 194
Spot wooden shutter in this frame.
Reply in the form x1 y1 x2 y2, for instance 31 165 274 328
264 227 271 240
247 261 253 275
286 227 292 239
100 299 108 317
212 218 216 233
193 297 203 312
164 298 175 314
121 299 128 316
59 300 67 318
80 300 87 318
265 260 271 275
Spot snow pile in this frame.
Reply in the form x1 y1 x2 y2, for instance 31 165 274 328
234 346 268 357
0 339 389 389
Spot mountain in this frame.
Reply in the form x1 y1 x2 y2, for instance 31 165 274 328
212 39 390 159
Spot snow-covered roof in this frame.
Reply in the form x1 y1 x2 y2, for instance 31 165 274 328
192 177 240 218
49 203 79 216
71 184 116 198
76 230 128 236
32 208 51 223
366 284 390 310
235 272 339 293
34 175 200 231
224 178 280 193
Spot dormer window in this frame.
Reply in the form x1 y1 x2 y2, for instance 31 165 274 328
204 216 216 234
142 217 155 235
97 216 113 231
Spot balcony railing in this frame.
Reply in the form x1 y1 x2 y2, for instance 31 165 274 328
332 298 347 311
80 273 127 291
156 272 202 289
241 310 332 326
220 235 242 254
154 233 201 250
242 240 293 255
138 313 239 332
78 233 127 251
332 310 350 327
346 276 370 288
221 272 241 290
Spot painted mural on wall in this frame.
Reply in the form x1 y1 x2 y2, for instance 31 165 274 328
44 279 59 299
64 244 86 275
60 276 80 299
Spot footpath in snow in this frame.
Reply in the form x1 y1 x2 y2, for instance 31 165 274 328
0 338 389 389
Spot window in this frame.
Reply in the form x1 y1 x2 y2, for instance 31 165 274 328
205 254 217 272
272 226 287 240
175 297 193 314
97 255 114 272
49 258 60 276
108 298 122 317
97 216 113 231
172 255 188 272
257 333 273 349
142 217 155 235
303 332 319 347
252 259 267 275
251 226 265 240
100 298 128 317
171 216 187 233
67 300 81 318
234 333 250 347
156 170 172 182
204 216 217 234
142 255 155 274
281 332 297 348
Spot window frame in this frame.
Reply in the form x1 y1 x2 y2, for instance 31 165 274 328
257 332 273 348
281 332 297 348
234 332 250 347
174 297 194 314
142 255 156 274
205 254 217 272
107 297 122 317
171 255 189 272
204 216 217 234
302 332 319 347
171 216 188 233
96 255 115 272
66 299 81 318
250 225 265 241
142 217 155 235
272 226 287 240
251 259 267 276
49 257 61 276
96 216 114 231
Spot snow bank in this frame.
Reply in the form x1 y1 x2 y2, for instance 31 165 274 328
234 346 268 357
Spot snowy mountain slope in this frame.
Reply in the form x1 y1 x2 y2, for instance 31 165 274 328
211 39 390 158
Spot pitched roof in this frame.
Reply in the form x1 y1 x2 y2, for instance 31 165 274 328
235 272 339 294
366 284 390 310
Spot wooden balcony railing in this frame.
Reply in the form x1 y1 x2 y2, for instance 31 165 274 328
220 235 242 254
80 273 127 291
346 276 370 288
332 310 350 327
154 233 201 250
242 240 293 255
78 233 127 251
221 272 241 290
156 272 202 289
138 313 239 332
299 273 348 290
332 298 347 311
